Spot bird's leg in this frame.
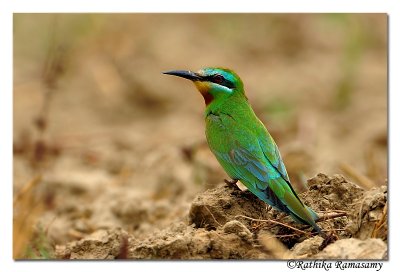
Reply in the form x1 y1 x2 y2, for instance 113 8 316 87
224 178 239 189
276 213 288 221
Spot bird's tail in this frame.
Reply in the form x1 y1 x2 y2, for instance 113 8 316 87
289 205 322 235
261 184 323 235
305 206 322 234
306 206 319 221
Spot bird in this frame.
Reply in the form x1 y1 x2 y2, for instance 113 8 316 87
164 67 322 234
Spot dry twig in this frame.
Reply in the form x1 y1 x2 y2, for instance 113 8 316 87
339 163 376 189
204 205 222 227
235 215 310 236
372 202 387 238
316 211 347 222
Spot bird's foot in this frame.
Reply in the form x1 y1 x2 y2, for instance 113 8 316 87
276 213 288 221
319 232 337 249
224 179 239 189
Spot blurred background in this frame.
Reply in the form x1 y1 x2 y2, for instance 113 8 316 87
13 14 387 258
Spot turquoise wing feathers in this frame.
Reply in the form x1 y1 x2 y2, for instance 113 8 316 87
208 115 320 232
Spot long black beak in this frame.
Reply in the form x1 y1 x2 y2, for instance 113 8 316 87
163 70 203 81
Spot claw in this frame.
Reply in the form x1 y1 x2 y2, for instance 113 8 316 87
224 179 239 189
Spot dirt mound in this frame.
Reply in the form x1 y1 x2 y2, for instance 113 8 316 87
188 183 270 230
55 173 387 259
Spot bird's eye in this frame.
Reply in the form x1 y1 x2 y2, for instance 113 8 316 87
213 74 224 84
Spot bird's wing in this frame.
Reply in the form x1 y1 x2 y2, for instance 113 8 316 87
213 133 317 225
255 129 318 212
256 131 311 208
208 113 319 230
212 137 294 204
256 130 290 182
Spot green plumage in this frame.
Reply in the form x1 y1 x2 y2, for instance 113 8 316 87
164 67 321 234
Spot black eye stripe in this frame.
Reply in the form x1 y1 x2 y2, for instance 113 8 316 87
222 79 235 89
204 74 235 89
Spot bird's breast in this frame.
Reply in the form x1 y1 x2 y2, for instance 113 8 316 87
205 112 238 152
205 112 229 131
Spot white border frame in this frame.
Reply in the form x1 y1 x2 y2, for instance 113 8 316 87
2 1 397 272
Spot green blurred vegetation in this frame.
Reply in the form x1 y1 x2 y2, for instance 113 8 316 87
24 224 54 259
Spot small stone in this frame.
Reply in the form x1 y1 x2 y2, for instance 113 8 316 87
290 236 324 257
223 220 252 240
316 238 387 259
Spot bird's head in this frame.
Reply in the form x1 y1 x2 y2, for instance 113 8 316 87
163 67 244 105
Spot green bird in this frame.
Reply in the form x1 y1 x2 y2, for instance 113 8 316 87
164 67 321 234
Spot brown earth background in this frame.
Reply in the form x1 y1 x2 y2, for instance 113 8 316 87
13 14 387 259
